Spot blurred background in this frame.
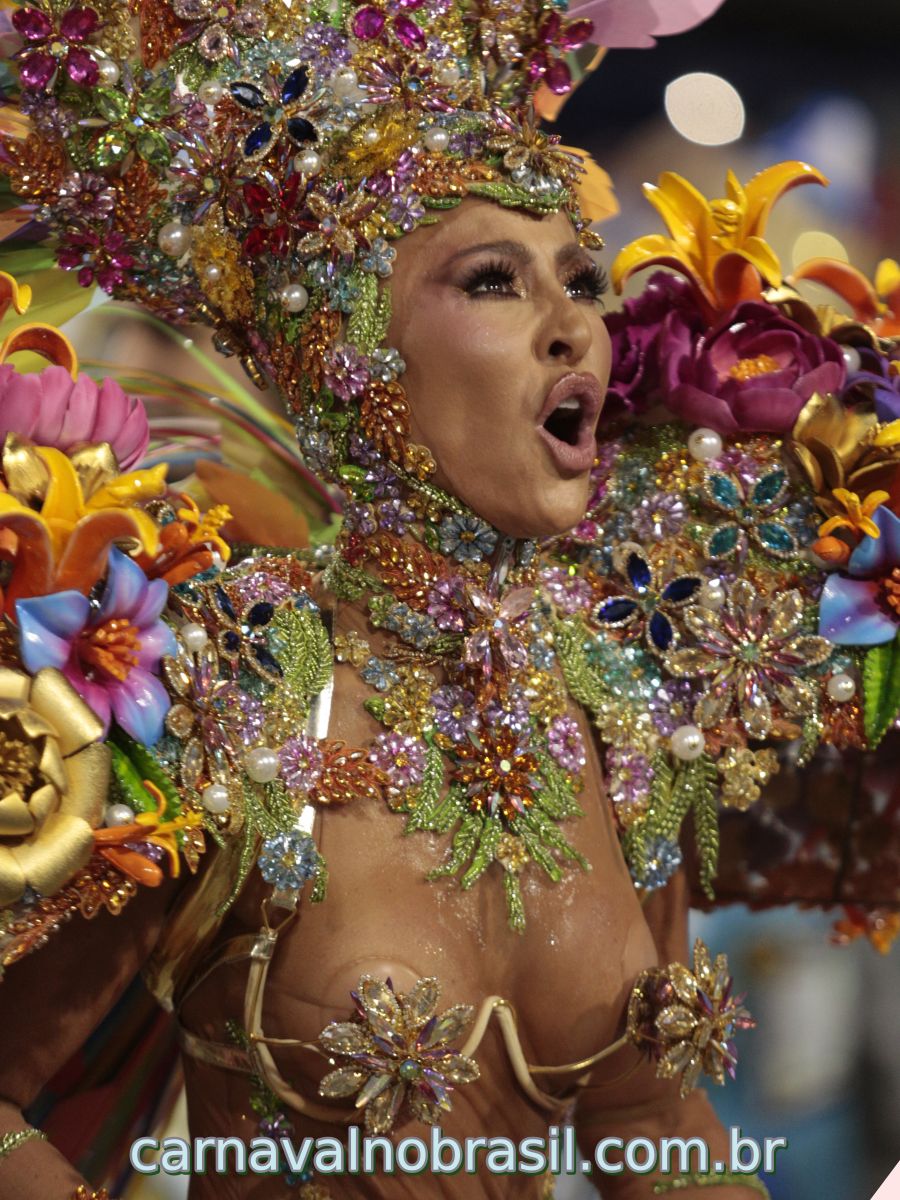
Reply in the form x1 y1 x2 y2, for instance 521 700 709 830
19 1 900 1197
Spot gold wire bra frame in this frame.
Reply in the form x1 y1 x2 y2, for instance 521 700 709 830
175 883 643 1125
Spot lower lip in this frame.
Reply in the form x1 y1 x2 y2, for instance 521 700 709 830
536 425 596 474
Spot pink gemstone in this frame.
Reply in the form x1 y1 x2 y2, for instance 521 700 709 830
11 7 53 39
392 13 424 49
526 51 546 82
545 58 572 95
351 6 385 39
66 46 99 85
538 10 560 43
20 50 57 90
60 5 99 40
561 19 593 50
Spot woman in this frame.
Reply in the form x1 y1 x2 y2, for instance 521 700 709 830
2 0 893 1196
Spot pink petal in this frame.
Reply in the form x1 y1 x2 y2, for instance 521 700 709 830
107 670 170 745
130 577 170 629
563 0 725 48
57 371 99 447
0 365 41 439
134 619 177 669
32 365 76 445
64 658 112 732
59 5 99 40
65 45 99 86
20 50 56 90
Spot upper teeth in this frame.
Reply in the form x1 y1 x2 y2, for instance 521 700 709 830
556 397 581 411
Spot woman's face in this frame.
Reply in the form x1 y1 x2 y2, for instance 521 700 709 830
386 197 612 540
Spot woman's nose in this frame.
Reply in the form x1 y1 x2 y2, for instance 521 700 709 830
538 297 594 367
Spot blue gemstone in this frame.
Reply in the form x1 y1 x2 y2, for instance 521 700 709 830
752 469 786 507
248 601 275 627
649 610 673 651
253 644 283 676
281 65 310 103
222 629 241 652
286 115 317 145
708 525 740 557
662 576 701 604
626 551 652 592
215 584 236 621
244 122 273 157
757 522 796 554
595 598 638 623
708 473 741 510
229 80 266 109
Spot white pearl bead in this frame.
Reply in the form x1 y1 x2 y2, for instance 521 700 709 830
105 803 135 827
198 79 225 105
436 62 460 85
687 427 723 463
201 783 231 814
157 220 191 258
700 578 726 609
827 672 856 703
245 746 280 783
670 724 706 761
96 58 120 86
361 126 379 146
330 66 358 97
202 263 222 284
840 345 861 374
279 282 309 313
181 622 209 654
423 126 449 152
294 148 321 176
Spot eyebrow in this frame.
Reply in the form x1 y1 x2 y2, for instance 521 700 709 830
443 239 593 270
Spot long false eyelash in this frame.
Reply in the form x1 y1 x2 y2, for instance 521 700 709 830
460 257 522 296
461 257 610 302
565 261 609 302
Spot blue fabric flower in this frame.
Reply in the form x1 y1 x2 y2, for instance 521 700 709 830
438 513 498 563
819 505 900 645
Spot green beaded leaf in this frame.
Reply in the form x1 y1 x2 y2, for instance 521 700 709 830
862 633 900 747
345 267 391 353
466 180 564 214
403 741 445 829
271 605 333 716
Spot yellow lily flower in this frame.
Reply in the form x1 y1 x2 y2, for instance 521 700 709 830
612 162 828 318
873 419 900 448
0 442 164 562
133 781 205 879
818 488 890 540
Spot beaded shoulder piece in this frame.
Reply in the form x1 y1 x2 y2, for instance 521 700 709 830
543 164 900 952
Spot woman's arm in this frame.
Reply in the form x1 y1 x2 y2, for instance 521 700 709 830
572 867 766 1200
0 876 181 1199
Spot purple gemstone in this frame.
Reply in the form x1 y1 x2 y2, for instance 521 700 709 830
11 7 53 39
392 13 425 48
352 6 385 39
20 51 57 90
545 58 572 95
60 5 99 39
526 51 546 82
561 18 592 49
66 46 99 85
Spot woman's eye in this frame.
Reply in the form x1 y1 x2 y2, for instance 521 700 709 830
565 264 609 304
461 261 520 297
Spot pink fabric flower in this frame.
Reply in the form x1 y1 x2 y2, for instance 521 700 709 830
368 731 426 787
0 363 150 468
660 301 846 435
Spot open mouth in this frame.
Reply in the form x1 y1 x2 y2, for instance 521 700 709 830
541 395 585 446
536 373 603 474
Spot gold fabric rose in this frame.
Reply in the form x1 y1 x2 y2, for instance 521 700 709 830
0 666 109 906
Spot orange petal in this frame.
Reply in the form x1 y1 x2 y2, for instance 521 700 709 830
713 253 768 311
791 258 881 321
0 271 32 323
0 509 53 613
0 323 78 377
742 161 828 240
99 845 163 886
54 510 148 593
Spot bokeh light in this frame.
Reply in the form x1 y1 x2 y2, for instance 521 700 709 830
664 71 746 145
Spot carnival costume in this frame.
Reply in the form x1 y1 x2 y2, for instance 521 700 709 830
0 0 898 1194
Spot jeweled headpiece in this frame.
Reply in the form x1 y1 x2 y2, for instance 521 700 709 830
0 0 722 488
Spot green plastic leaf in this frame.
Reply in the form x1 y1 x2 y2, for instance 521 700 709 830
862 633 900 747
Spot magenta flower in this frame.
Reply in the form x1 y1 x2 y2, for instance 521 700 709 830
56 227 135 292
540 565 594 614
324 343 370 401
368 731 426 788
547 715 586 772
16 548 176 745
604 272 704 418
426 575 467 633
56 171 116 219
525 10 594 95
0 363 150 469
660 300 846 435
431 685 479 743
12 3 100 91
280 733 325 791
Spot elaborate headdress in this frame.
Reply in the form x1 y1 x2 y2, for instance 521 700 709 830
0 0 722 492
